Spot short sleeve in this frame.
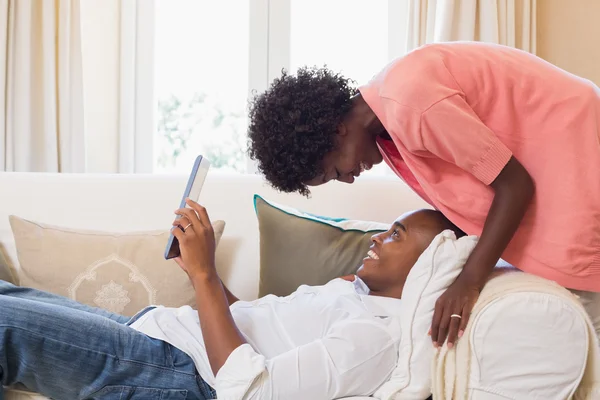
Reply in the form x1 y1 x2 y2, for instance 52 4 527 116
418 94 513 185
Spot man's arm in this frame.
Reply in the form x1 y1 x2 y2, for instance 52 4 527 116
192 274 245 375
220 279 239 305
172 201 246 375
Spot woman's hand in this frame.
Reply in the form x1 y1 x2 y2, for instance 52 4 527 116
430 273 482 348
431 157 534 349
171 198 216 281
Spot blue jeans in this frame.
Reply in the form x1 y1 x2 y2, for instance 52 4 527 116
0 280 216 399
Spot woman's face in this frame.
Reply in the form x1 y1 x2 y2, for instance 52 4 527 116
305 109 385 187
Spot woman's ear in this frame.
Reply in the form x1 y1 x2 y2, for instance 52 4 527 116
337 122 349 137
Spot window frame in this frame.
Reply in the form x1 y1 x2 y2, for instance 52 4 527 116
148 0 406 174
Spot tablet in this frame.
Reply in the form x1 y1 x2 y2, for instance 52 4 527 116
164 155 211 260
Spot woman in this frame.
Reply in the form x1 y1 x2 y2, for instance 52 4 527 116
247 41 600 348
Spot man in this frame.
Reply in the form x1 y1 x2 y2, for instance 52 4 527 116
0 203 461 399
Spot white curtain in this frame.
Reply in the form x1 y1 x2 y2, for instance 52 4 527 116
0 0 85 172
406 0 537 53
0 0 155 173
117 0 155 173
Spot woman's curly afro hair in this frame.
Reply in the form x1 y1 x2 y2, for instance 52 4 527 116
247 66 357 196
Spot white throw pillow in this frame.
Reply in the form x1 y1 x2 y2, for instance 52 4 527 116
374 230 478 399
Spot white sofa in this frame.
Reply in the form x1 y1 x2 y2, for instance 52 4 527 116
0 171 427 400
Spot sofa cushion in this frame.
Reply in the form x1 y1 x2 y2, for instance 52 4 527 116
254 195 388 297
374 231 477 399
9 215 225 317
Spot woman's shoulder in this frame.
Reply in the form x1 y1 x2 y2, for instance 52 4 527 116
369 48 462 113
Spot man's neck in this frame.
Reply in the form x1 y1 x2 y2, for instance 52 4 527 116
366 286 403 300
349 276 403 299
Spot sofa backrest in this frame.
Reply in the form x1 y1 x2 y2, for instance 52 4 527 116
0 172 427 300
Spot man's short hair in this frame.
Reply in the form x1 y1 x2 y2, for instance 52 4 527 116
421 209 466 238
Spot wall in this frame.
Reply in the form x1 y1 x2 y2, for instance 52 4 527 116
537 0 600 85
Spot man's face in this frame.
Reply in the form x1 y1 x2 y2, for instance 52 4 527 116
356 211 446 296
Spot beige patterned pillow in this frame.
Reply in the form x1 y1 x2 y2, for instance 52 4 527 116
9 215 225 317
0 250 15 284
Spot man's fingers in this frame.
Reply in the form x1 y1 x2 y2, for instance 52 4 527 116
174 256 185 268
172 215 190 226
172 216 195 236
172 217 186 229
171 225 184 240
186 199 212 229
175 207 201 227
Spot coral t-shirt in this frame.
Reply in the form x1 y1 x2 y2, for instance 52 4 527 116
359 42 600 291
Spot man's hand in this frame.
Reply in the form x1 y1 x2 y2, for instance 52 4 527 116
172 198 247 375
430 273 482 348
171 198 216 281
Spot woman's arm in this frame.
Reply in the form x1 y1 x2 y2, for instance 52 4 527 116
431 156 534 347
462 156 534 285
398 94 535 348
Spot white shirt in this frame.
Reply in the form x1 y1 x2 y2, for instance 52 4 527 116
130 278 402 400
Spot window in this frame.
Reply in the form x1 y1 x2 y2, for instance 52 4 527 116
154 0 249 173
289 0 392 176
290 0 389 86
153 0 404 176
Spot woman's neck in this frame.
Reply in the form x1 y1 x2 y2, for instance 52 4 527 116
351 94 388 139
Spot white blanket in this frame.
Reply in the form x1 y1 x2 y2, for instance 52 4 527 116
432 272 600 400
